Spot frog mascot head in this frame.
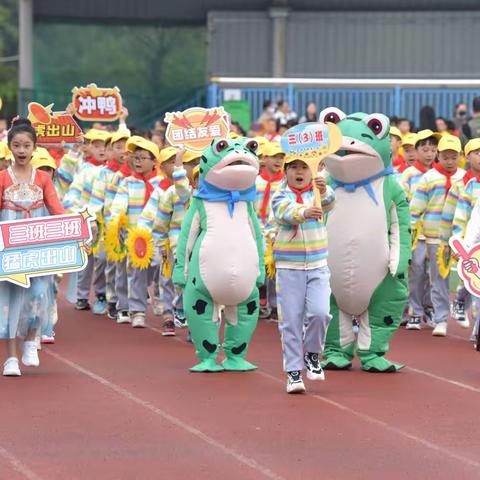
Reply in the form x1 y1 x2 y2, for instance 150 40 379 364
319 108 411 373
173 137 265 372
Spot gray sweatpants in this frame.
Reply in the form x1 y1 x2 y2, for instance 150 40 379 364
115 258 128 312
276 267 332 373
409 240 433 316
128 265 157 313
77 249 106 301
426 243 450 324
105 260 117 305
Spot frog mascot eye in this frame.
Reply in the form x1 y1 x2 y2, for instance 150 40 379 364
363 114 389 139
319 107 346 125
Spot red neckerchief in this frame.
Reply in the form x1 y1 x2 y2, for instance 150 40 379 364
462 169 480 186
289 183 314 239
107 159 121 173
259 169 284 225
133 169 157 205
159 177 173 191
393 154 404 168
85 156 103 167
120 163 131 176
413 161 429 174
433 163 457 197
397 161 409 173
47 148 64 168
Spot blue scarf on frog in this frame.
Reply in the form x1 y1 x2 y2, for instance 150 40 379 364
330 165 394 205
194 179 256 217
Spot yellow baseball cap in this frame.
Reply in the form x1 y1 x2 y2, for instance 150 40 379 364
415 129 442 146
158 146 178 164
228 132 241 139
464 138 480 156
31 147 57 170
0 142 12 160
110 129 130 145
402 133 417 147
389 126 402 139
263 142 285 157
183 150 202 163
84 128 111 143
254 136 269 156
126 136 160 161
438 135 462 153
284 154 307 165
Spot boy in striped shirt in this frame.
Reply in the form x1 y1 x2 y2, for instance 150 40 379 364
271 155 335 394
254 141 285 320
410 135 464 336
109 137 160 328
401 130 439 330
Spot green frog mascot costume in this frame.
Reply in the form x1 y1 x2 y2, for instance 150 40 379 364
319 108 411 372
173 137 265 372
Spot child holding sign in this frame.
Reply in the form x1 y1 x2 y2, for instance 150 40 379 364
0 118 64 376
271 154 335 394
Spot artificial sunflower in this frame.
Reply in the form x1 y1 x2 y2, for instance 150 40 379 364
91 214 105 255
264 237 276 279
126 227 154 270
105 212 128 262
437 243 453 279
162 240 172 278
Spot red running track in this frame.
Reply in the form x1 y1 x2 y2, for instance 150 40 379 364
1 294 480 480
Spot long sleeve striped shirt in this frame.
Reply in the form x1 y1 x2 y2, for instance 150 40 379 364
410 167 465 244
138 168 190 255
89 164 121 219
271 184 335 270
451 177 480 239
56 151 82 198
62 163 100 212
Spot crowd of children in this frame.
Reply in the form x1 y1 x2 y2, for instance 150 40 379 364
1 106 479 393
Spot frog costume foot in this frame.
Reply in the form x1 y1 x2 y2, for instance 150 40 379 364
360 354 404 373
190 358 225 373
222 357 257 371
321 354 352 370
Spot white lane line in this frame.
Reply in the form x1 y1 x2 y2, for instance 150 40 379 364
405 366 480 393
256 370 480 470
43 348 285 480
0 445 44 480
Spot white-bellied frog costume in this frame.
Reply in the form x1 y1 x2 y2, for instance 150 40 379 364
173 138 265 372
320 109 411 372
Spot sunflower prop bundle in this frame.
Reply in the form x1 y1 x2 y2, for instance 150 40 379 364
264 237 276 279
411 220 423 251
126 227 154 270
437 243 454 279
105 212 128 262
162 240 172 278
91 214 105 255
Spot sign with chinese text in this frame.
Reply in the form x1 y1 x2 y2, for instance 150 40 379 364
28 102 83 145
72 84 122 122
164 107 230 153
0 209 95 288
281 122 342 209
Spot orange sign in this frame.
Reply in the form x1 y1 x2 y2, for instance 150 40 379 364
164 107 230 153
28 102 83 145
72 83 122 122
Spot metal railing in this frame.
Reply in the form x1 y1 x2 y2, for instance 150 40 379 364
207 78 480 126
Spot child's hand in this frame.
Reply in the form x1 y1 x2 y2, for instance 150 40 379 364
175 145 186 168
304 207 323 220
119 106 129 123
313 176 327 194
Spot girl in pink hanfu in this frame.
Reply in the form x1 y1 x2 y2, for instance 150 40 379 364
0 118 65 377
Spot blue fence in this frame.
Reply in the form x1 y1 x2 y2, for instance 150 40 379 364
206 83 480 127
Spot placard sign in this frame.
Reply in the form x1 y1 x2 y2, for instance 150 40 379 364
28 102 83 145
164 107 230 153
0 209 95 288
72 83 122 122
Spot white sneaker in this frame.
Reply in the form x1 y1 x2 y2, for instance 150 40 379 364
41 334 55 344
286 371 306 394
432 322 448 337
3 357 21 376
457 317 470 329
131 312 146 328
22 341 40 367
116 311 131 324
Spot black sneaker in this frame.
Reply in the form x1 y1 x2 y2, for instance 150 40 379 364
424 307 435 328
452 301 466 321
174 309 187 328
406 316 421 330
270 307 278 321
286 371 306 394
304 352 325 381
75 299 90 311
107 303 118 320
